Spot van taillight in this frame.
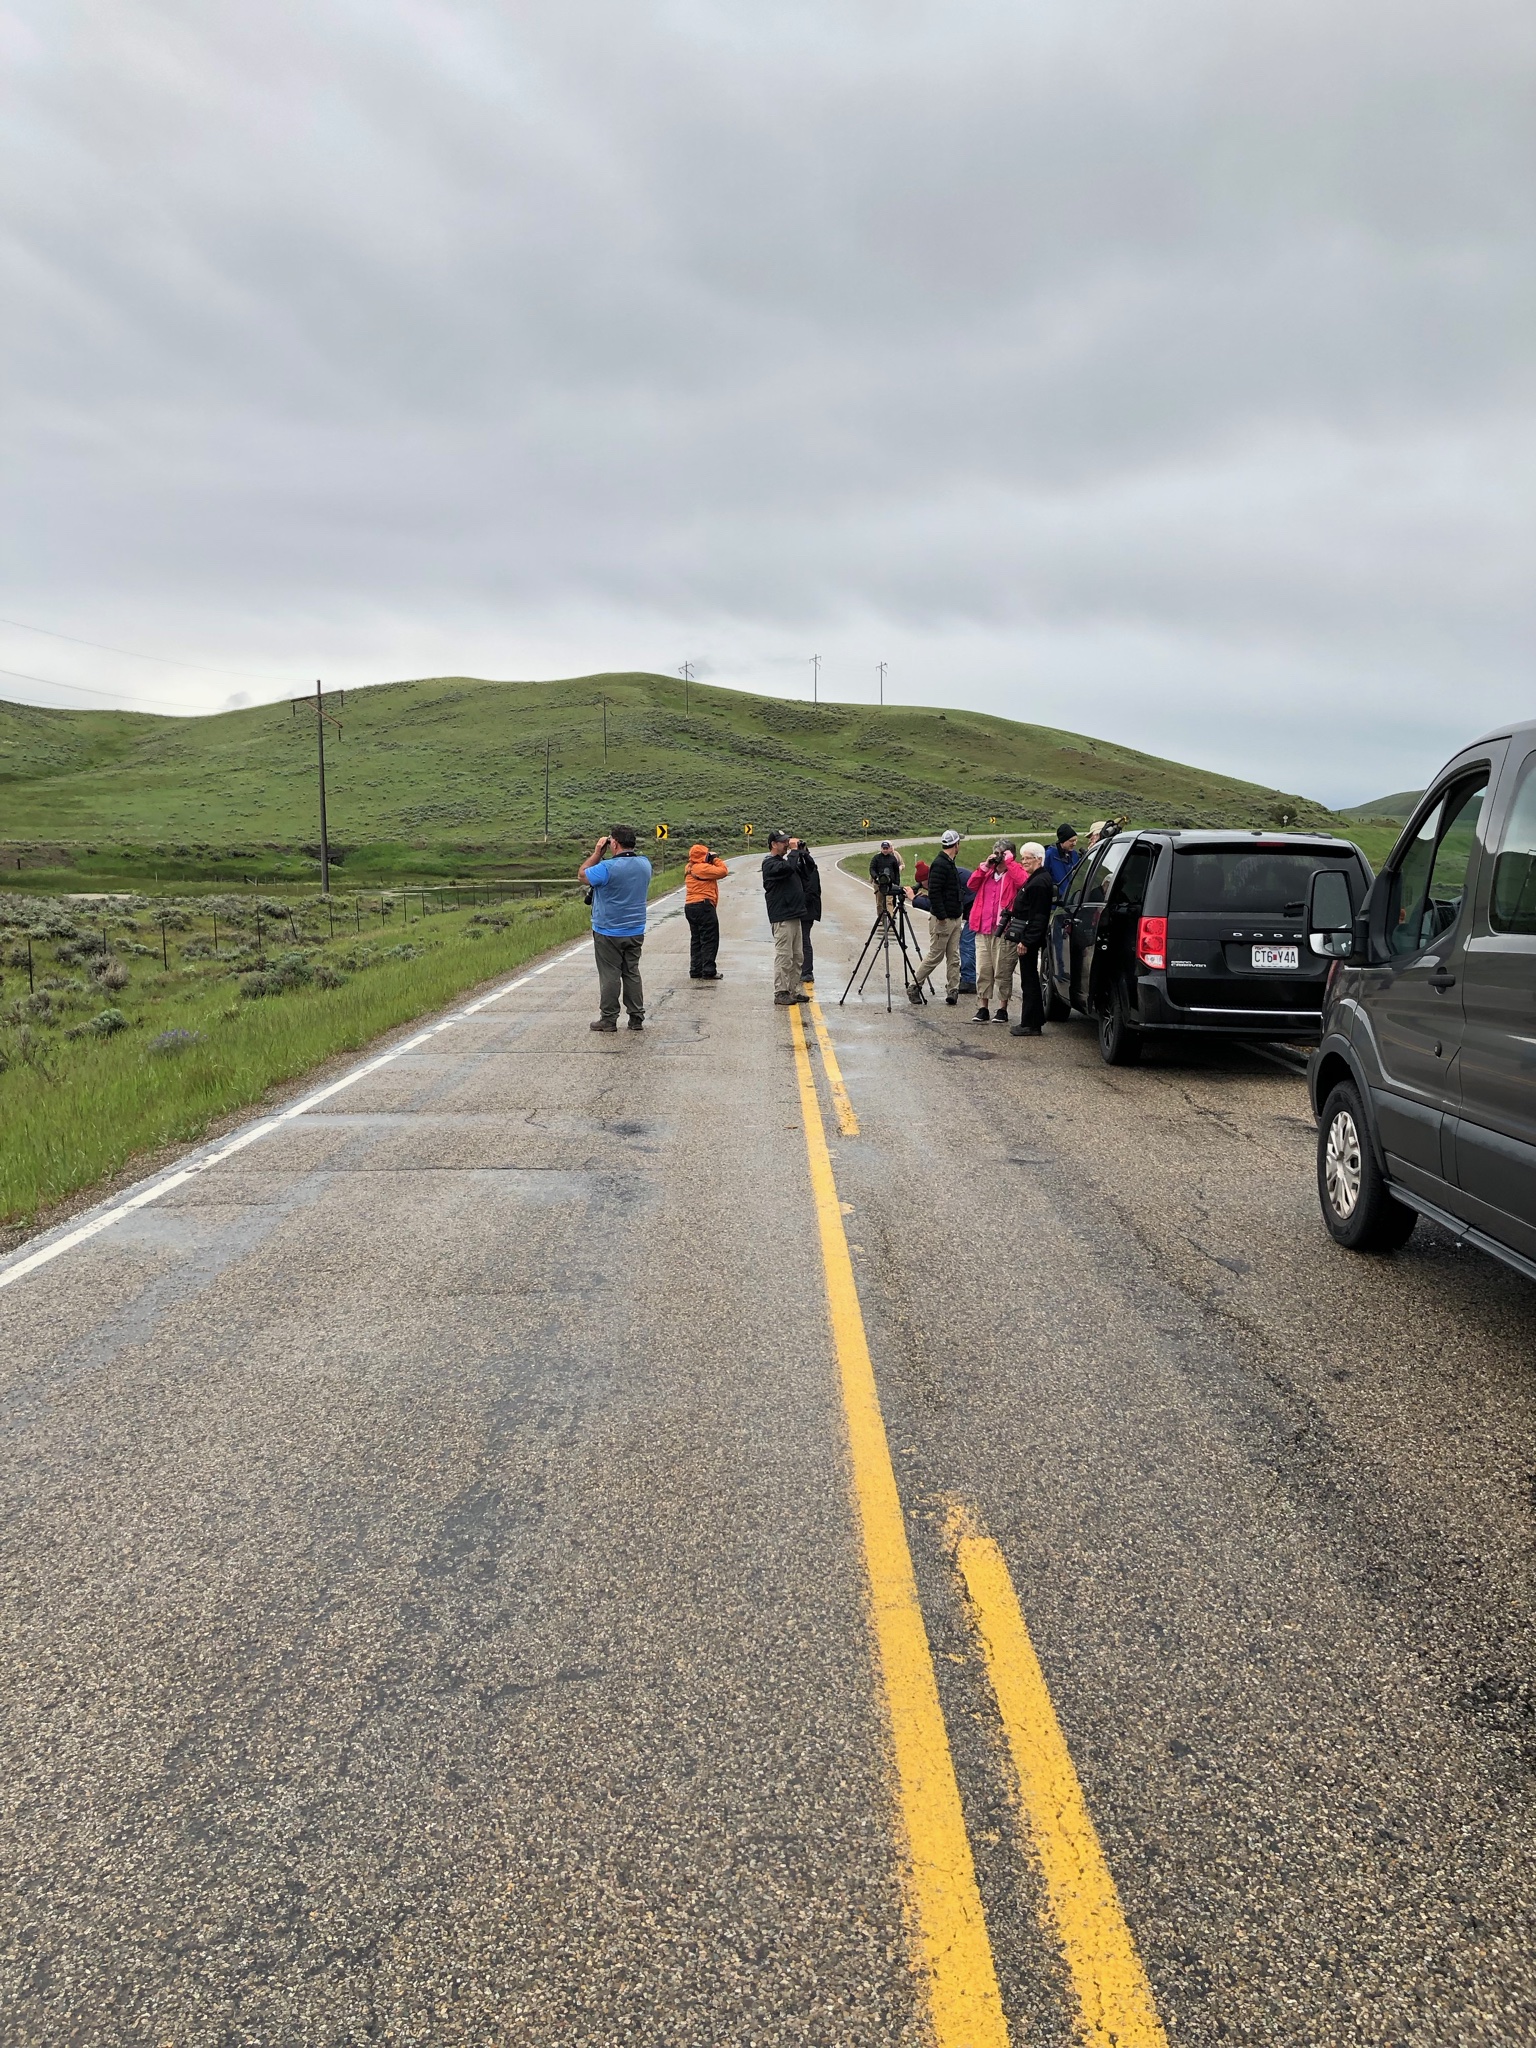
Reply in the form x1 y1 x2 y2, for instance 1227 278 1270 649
1137 916 1167 969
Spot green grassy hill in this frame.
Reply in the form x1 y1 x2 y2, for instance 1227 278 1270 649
1339 790 1422 823
2 671 1338 881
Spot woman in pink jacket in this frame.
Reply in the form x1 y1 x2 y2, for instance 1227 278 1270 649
967 840 1027 1022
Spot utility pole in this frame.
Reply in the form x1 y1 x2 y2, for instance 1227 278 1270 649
292 680 343 894
678 661 693 714
811 654 820 705
600 695 608 761
878 660 887 706
543 738 553 841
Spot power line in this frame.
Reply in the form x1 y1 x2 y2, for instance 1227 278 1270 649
0 665 202 715
0 614 295 684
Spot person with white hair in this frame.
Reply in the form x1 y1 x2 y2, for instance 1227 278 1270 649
1006 842 1056 1037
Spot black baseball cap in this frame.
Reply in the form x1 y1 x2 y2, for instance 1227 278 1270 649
768 828 789 844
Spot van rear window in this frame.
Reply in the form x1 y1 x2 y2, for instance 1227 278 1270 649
1171 846 1356 915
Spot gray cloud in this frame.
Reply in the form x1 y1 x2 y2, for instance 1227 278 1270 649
1 0 1531 802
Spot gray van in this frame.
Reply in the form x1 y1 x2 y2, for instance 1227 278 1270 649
1307 718 1536 1278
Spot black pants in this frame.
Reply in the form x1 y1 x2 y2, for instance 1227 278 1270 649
1014 944 1045 1032
801 919 816 981
685 901 720 977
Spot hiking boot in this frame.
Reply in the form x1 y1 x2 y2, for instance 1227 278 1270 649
627 1015 645 1030
795 990 812 1002
958 982 977 995
590 1019 618 1032
973 1006 990 1022
945 995 958 1005
774 991 797 1006
907 987 923 1004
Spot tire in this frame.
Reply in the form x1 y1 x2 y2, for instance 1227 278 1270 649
1098 985 1143 1066
1040 950 1070 1022
1317 1082 1418 1253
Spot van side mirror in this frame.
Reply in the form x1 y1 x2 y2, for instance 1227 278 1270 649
1308 868 1354 957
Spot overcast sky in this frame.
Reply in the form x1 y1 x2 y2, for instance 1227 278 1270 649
2 0 1531 804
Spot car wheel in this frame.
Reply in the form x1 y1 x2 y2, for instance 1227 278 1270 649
1317 1082 1418 1253
1098 986 1143 1066
1040 952 1070 1022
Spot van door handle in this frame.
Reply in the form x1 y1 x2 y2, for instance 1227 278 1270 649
1428 970 1457 992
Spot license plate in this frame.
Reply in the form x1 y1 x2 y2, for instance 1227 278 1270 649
1251 945 1299 969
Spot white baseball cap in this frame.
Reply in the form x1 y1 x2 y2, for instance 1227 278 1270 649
940 829 961 847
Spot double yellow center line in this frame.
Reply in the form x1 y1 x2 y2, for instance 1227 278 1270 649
789 995 1169 2048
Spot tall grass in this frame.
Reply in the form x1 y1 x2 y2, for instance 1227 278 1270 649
0 902 591 1226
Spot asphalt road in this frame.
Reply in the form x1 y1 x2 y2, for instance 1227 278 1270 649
2 852 1535 2046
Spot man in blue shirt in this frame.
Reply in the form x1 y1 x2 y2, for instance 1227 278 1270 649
1043 823 1080 898
577 825 653 1031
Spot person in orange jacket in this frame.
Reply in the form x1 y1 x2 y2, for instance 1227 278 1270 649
684 842 729 980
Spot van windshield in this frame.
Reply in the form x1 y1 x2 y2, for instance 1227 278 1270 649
1171 846 1357 916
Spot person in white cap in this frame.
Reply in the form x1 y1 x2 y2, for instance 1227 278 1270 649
909 829 967 1005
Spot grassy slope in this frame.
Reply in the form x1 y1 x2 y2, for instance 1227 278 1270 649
1339 791 1423 822
0 896 591 1226
1 672 1337 856
0 697 173 784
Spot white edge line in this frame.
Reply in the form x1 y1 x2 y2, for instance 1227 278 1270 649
0 917 644 1295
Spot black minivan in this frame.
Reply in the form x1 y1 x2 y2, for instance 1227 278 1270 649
1041 829 1372 1064
1307 718 1536 1280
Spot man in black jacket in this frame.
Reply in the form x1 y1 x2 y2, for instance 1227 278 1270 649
762 830 810 1006
798 841 823 986
1009 842 1055 1036
909 829 966 1005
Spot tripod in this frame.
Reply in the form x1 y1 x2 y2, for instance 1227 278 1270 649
840 890 929 1011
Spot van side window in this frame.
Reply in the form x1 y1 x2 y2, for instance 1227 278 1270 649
1109 845 1154 910
1063 855 1098 911
1389 774 1488 956
1490 754 1536 935
1081 838 1130 905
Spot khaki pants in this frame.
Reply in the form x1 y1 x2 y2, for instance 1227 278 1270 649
771 918 805 994
594 932 645 1022
975 931 1016 1010
916 915 962 997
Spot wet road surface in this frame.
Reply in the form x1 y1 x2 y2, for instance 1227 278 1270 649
2 853 1534 2045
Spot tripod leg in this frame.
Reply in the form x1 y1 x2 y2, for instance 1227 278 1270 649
841 912 894 1004
893 907 927 1001
843 917 888 1003
856 920 887 995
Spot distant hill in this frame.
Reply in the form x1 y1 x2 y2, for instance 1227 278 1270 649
1339 790 1422 822
1 671 1337 863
